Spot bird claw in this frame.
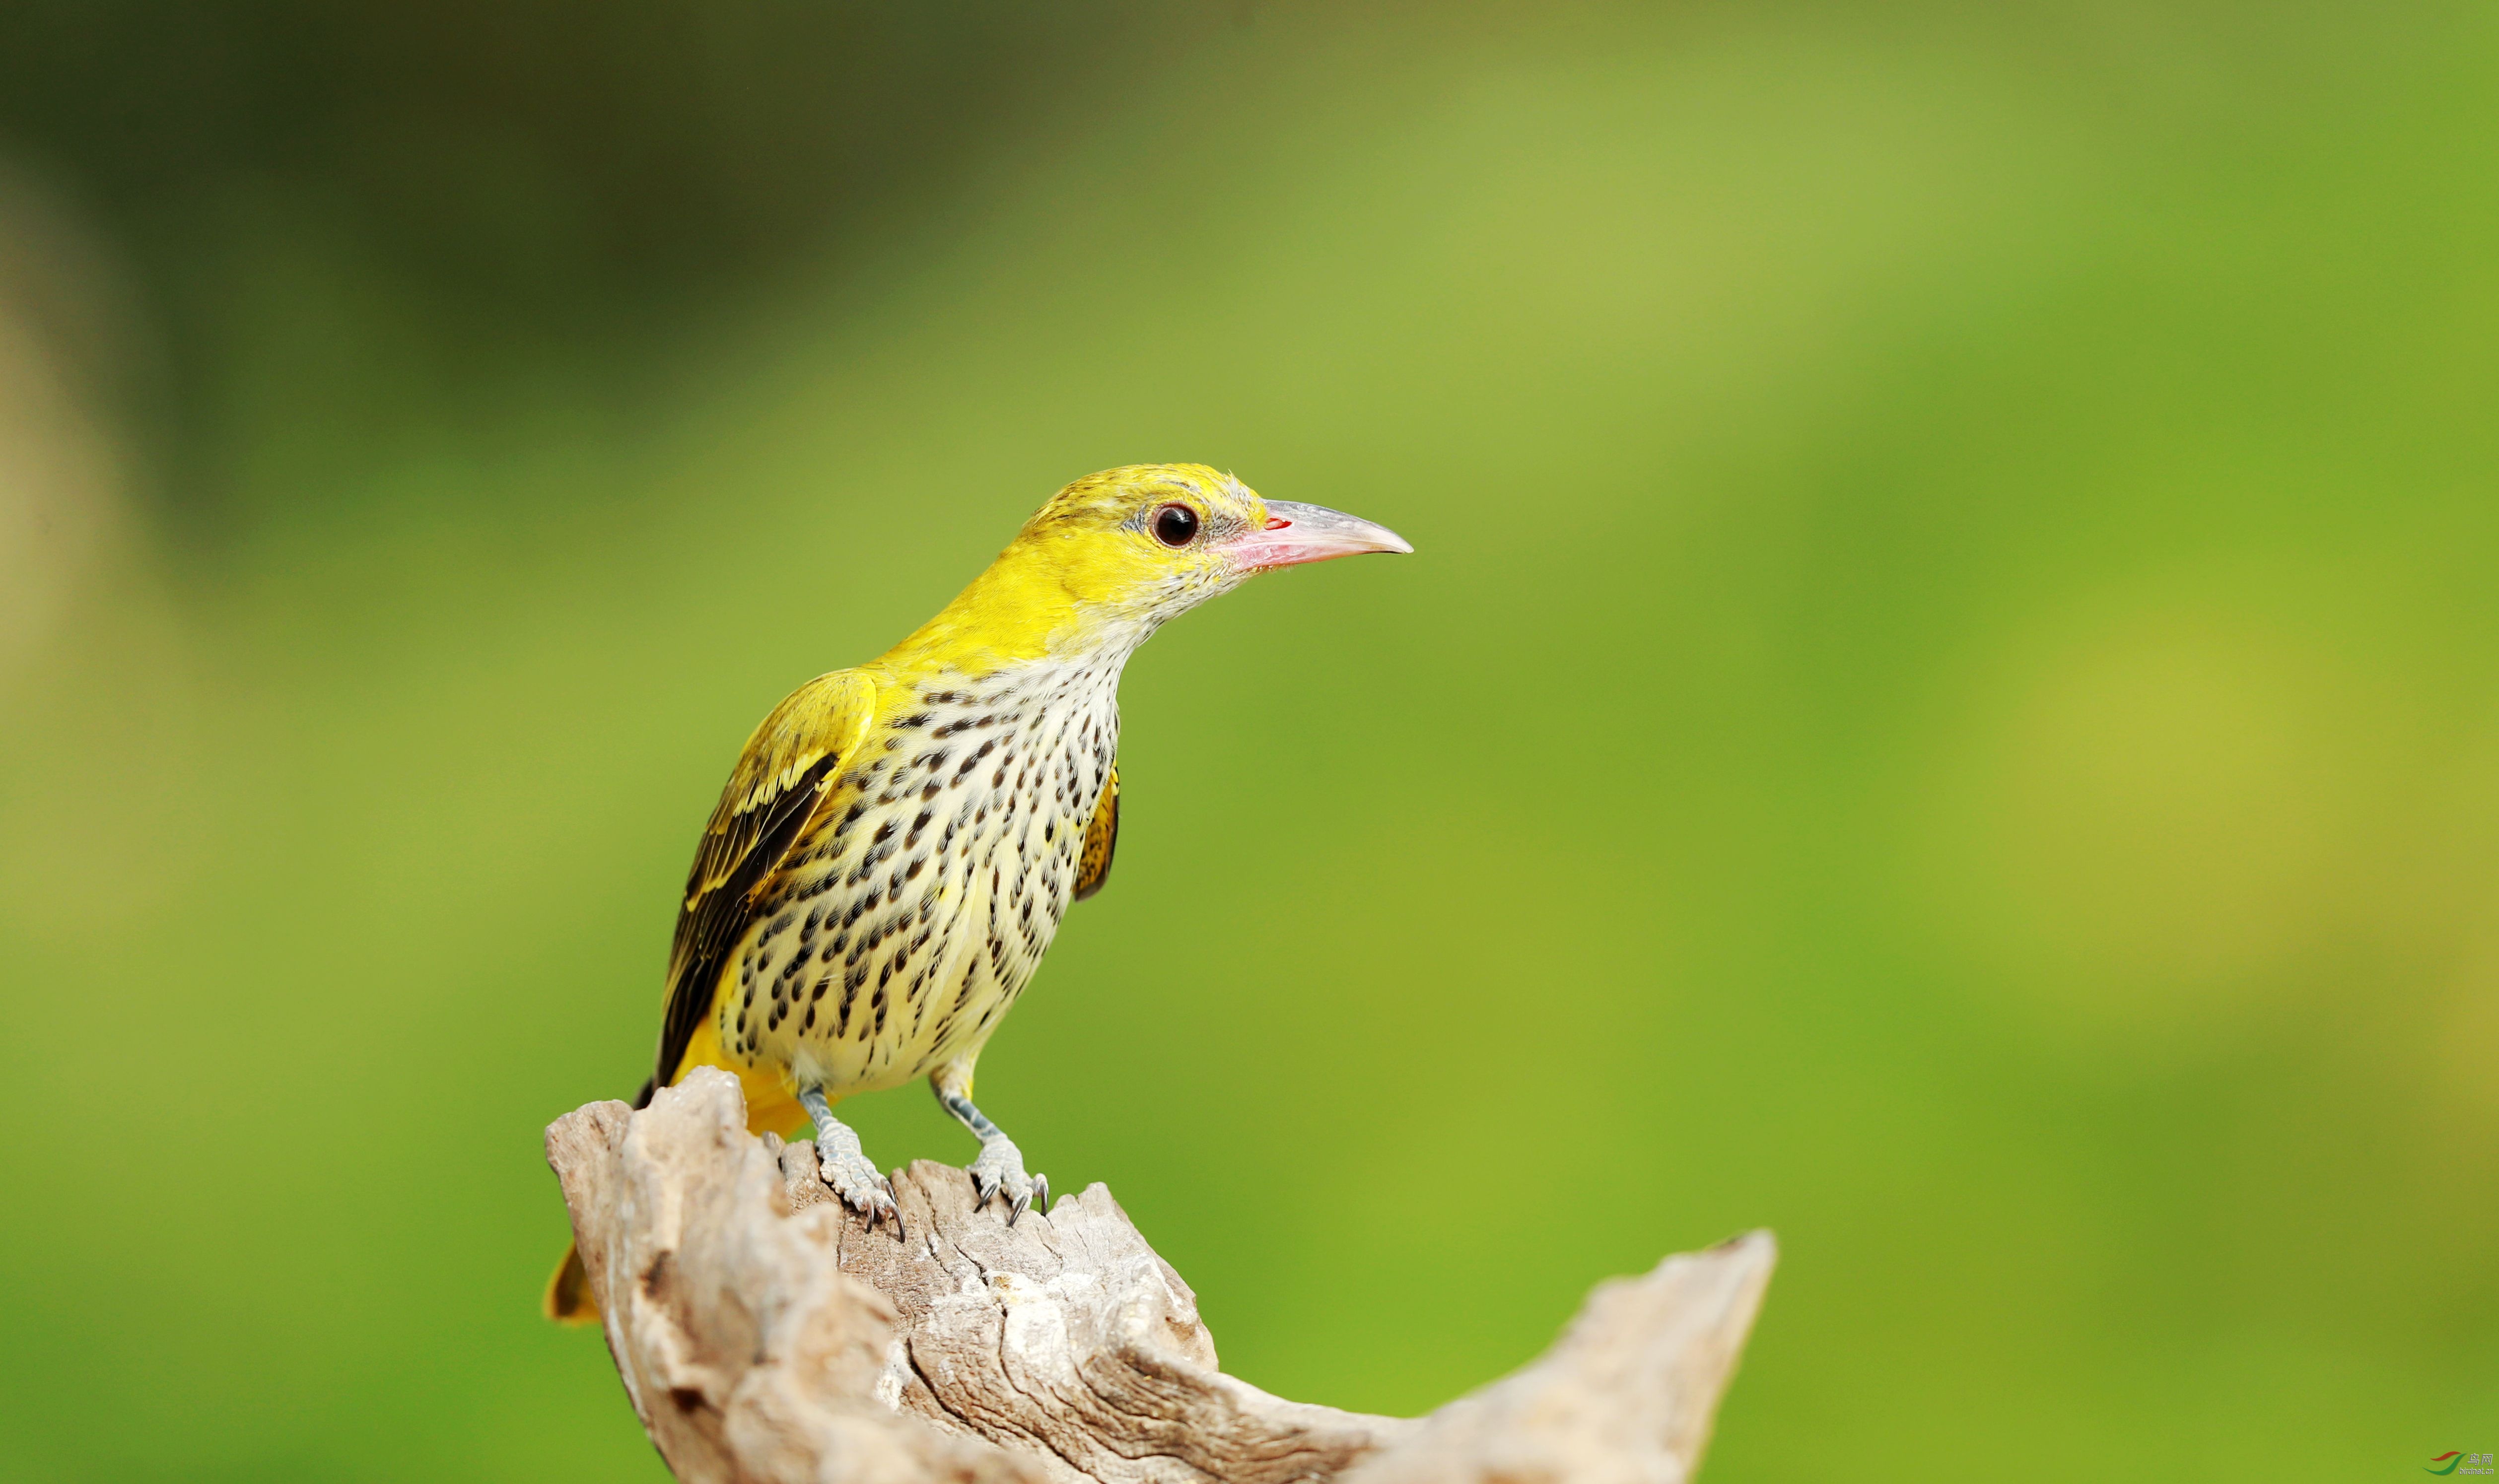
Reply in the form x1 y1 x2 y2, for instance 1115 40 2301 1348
818 1144 909 1241
967 1138 1044 1223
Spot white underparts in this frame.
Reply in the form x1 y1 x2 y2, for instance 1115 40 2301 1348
727 650 1130 1097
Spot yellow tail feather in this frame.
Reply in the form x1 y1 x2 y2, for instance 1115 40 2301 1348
545 1241 598 1324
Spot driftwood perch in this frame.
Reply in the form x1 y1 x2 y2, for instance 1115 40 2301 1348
546 1068 1774 1484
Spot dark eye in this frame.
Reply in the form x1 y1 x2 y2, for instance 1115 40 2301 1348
1152 504 1200 547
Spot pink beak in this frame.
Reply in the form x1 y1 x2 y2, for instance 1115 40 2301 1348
1225 500 1414 572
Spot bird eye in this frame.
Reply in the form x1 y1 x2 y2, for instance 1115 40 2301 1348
1152 504 1200 547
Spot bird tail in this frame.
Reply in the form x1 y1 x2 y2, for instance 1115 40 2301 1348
542 1074 656 1325
545 1241 598 1324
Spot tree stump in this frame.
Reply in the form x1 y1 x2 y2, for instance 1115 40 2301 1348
546 1067 1774 1484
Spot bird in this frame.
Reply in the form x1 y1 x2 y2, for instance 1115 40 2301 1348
546 464 1409 1322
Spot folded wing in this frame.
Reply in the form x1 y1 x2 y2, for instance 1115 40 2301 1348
645 669 878 1102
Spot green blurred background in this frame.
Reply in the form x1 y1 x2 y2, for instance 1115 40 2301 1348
2 1 2494 1478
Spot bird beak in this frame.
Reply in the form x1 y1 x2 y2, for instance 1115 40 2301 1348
1226 501 1414 572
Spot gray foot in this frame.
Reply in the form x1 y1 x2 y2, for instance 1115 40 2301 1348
933 1078 1048 1224
967 1136 1047 1224
802 1088 905 1240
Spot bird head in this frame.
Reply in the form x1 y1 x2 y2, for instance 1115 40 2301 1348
902 464 1410 668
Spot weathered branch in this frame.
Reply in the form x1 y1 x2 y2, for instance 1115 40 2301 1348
547 1068 1774 1484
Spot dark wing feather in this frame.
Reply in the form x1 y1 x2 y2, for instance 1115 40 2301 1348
644 669 878 1100
1073 759 1119 901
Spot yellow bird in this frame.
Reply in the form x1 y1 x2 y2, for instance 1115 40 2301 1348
548 464 1408 1321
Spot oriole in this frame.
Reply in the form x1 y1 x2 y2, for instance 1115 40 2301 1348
548 465 1408 1321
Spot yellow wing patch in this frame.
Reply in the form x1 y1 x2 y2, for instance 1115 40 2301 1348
652 669 878 1094
681 670 878 915
1074 760 1119 901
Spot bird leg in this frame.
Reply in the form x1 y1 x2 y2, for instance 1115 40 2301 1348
798 1085 905 1240
931 1067 1046 1223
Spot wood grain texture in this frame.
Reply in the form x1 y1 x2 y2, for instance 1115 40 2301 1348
547 1068 1773 1484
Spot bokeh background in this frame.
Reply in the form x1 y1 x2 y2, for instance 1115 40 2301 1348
2 1 2495 1479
